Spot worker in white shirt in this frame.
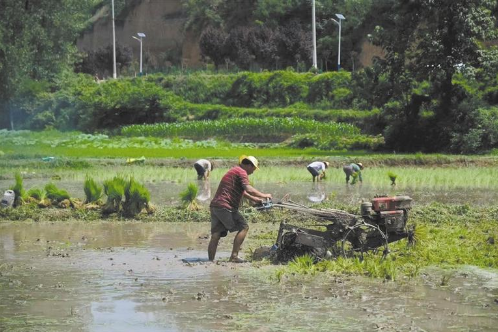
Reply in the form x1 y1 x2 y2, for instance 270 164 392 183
306 161 329 182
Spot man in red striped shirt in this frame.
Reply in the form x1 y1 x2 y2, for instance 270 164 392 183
208 156 272 263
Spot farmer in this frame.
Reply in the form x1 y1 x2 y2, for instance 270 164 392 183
343 162 364 184
306 161 329 182
194 159 213 180
208 156 272 263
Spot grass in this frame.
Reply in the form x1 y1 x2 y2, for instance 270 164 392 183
266 202 498 281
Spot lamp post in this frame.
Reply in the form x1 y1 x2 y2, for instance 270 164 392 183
132 32 146 75
331 13 345 71
112 0 117 79
311 0 317 70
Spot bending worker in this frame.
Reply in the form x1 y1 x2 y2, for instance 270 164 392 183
194 159 213 180
208 156 272 263
343 162 364 184
306 161 329 182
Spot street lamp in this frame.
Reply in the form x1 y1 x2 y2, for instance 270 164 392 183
331 13 345 71
132 32 146 75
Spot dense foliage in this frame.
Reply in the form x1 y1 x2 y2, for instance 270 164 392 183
0 0 98 129
183 0 374 71
1 0 498 154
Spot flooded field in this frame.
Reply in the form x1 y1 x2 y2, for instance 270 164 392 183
1 179 497 207
1 222 497 332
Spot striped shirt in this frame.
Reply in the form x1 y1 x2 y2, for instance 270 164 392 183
210 166 249 210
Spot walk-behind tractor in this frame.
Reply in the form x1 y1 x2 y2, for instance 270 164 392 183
255 195 414 262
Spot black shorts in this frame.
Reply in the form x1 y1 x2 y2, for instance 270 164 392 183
194 163 206 177
210 207 248 237
307 166 320 177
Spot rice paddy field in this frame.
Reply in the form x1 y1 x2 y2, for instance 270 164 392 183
1 129 498 332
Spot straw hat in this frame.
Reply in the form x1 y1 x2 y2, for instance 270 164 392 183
324 161 330 168
243 156 259 169
356 162 364 169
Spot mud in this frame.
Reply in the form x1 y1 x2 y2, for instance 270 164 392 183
1 222 497 331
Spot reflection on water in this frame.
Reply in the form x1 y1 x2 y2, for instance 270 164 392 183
1 179 497 207
307 182 326 203
196 179 211 202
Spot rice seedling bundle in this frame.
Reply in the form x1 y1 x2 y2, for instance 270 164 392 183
123 177 151 217
10 172 26 206
44 183 70 203
84 176 103 203
27 188 45 201
179 183 199 210
103 176 127 213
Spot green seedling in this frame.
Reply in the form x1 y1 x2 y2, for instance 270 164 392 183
27 188 45 201
180 183 199 211
84 175 103 203
10 172 26 207
44 183 70 203
387 171 398 186
123 177 151 217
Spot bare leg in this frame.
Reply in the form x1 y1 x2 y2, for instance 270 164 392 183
230 228 248 259
208 232 221 261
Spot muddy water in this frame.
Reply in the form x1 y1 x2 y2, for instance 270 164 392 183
1 222 497 332
1 179 497 207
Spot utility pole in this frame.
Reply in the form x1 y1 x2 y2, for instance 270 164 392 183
112 0 117 79
311 0 317 70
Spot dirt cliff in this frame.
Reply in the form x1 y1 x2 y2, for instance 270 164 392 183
77 0 381 72
77 0 202 71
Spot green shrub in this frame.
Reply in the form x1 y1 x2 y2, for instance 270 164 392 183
84 176 103 203
288 133 384 151
307 71 352 107
148 72 235 104
44 183 70 203
226 71 313 107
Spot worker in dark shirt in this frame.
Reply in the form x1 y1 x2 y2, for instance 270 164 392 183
343 162 364 184
208 156 272 263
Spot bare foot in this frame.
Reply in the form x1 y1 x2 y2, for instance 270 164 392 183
229 256 247 263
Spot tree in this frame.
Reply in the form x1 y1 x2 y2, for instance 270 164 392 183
199 27 229 69
369 0 497 151
76 44 133 78
0 0 96 129
181 0 224 32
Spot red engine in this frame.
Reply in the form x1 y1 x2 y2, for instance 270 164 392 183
361 195 413 233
